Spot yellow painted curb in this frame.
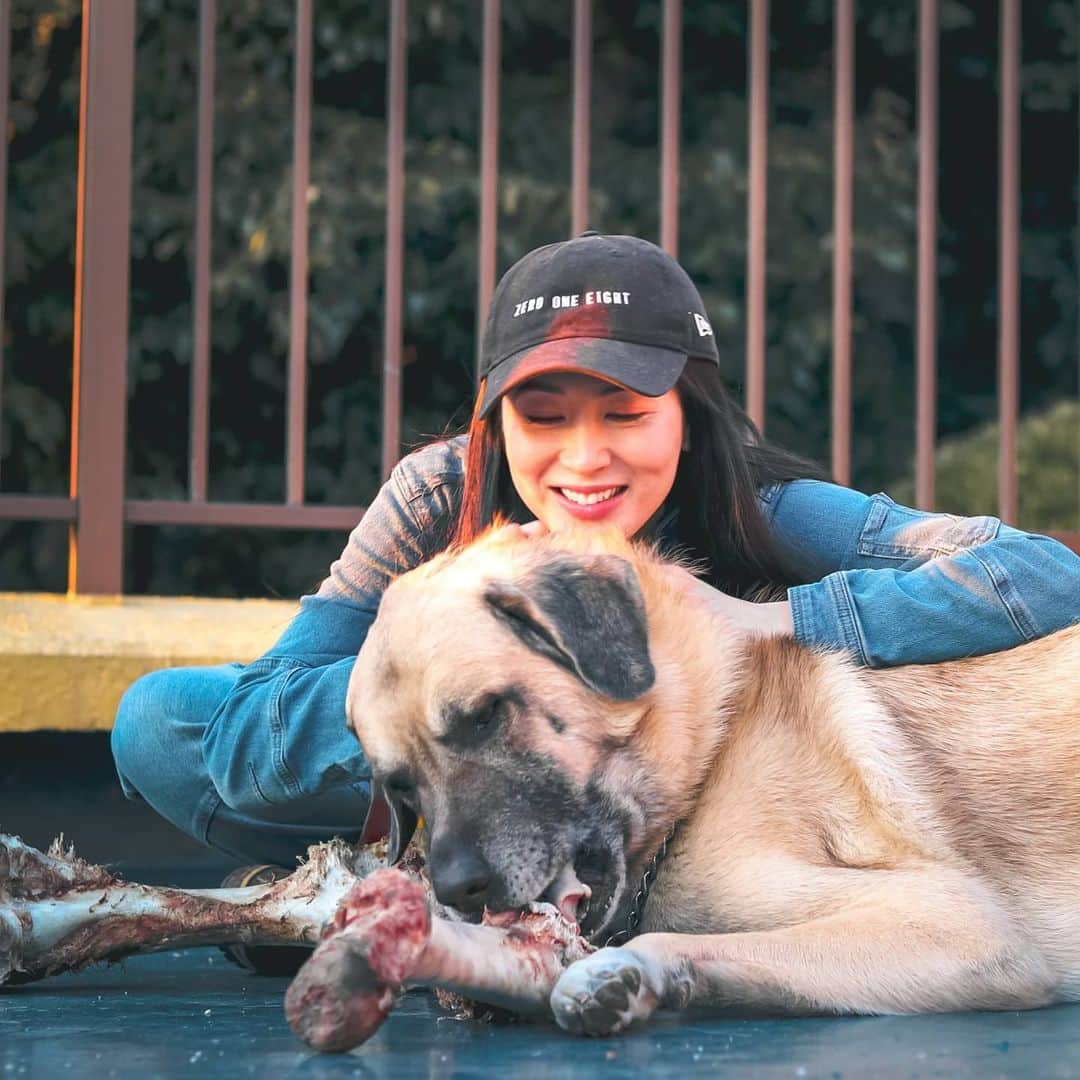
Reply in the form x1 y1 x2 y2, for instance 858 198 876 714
0 594 299 732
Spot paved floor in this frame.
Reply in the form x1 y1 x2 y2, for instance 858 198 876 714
4 946 1080 1079
5 735 1080 1078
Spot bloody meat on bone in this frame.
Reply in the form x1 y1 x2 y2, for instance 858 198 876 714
285 867 593 1053
0 833 394 985
2 832 593 1054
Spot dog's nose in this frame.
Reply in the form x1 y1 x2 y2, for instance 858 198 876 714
430 845 492 913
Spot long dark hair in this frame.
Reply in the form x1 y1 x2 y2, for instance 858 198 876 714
449 360 825 596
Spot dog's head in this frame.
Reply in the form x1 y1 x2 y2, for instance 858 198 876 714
347 524 665 939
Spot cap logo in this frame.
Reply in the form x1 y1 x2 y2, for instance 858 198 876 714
512 290 631 318
512 296 546 317
693 313 713 337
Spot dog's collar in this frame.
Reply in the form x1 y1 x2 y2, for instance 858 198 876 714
601 821 680 947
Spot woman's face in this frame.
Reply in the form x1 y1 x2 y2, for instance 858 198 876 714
500 370 686 538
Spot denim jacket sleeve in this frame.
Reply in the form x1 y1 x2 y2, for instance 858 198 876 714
200 438 465 813
764 479 1080 668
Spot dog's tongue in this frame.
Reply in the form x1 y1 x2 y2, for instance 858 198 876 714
544 862 592 925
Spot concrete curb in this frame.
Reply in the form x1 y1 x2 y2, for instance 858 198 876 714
0 594 299 732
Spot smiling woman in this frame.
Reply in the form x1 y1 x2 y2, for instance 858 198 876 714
109 233 1080 978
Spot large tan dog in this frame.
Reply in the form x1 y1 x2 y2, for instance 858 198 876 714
346 522 1080 1034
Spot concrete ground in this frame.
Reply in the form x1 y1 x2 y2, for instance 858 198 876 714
5 947 1080 1079
4 734 1080 1079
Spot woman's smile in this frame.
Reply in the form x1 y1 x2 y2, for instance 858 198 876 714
553 484 629 519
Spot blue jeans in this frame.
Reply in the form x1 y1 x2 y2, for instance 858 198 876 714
111 664 372 867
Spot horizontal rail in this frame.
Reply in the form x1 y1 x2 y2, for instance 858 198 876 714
124 500 364 531
0 496 78 522
1 497 1073 555
0 497 362 532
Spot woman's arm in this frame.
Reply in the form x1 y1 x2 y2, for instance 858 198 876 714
200 440 465 815
765 480 1080 667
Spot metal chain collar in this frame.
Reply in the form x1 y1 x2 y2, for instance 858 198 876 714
602 821 679 947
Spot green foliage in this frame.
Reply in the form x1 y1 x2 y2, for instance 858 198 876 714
892 399 1079 531
0 0 1076 595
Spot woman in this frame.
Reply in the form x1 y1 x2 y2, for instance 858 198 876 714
112 232 1080 877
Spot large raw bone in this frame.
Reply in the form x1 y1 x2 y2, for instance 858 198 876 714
285 867 594 1052
0 832 394 985
1 833 594 1054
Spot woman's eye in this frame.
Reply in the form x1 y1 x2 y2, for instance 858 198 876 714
523 415 563 426
609 412 647 422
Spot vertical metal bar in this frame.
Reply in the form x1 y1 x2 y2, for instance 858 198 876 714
831 0 853 488
571 0 591 235
69 0 136 594
745 0 768 432
915 0 938 510
190 0 215 502
997 0 1019 524
660 0 681 256
287 0 312 505
381 0 406 481
476 0 500 382
0 0 9 484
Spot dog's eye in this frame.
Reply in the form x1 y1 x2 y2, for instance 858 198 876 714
439 693 517 748
474 697 501 734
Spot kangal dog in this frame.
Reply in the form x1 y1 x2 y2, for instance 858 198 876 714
346 522 1080 1034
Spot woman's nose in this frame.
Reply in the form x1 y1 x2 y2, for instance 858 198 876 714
558 421 612 472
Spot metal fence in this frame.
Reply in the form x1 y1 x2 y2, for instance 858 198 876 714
0 0 1076 595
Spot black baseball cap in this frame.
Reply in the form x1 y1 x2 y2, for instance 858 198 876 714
478 232 720 418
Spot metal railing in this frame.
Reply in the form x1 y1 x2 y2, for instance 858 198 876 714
0 0 1076 595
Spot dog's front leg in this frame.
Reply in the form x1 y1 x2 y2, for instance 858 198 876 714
551 868 1056 1035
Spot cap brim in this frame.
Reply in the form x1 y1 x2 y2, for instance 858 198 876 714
479 338 688 418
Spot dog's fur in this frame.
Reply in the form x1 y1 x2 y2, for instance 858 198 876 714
346 523 1080 1033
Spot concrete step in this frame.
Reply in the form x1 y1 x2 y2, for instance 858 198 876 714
0 593 297 731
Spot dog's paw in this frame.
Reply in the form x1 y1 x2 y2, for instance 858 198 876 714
550 947 659 1036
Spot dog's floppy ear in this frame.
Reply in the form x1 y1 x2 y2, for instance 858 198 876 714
484 553 654 701
377 786 419 865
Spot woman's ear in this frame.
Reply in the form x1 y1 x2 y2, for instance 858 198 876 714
682 425 691 453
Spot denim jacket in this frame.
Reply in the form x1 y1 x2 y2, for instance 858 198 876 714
201 435 1080 815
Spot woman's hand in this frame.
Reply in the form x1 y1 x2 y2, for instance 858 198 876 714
518 520 550 539
515 521 792 642
657 563 793 641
